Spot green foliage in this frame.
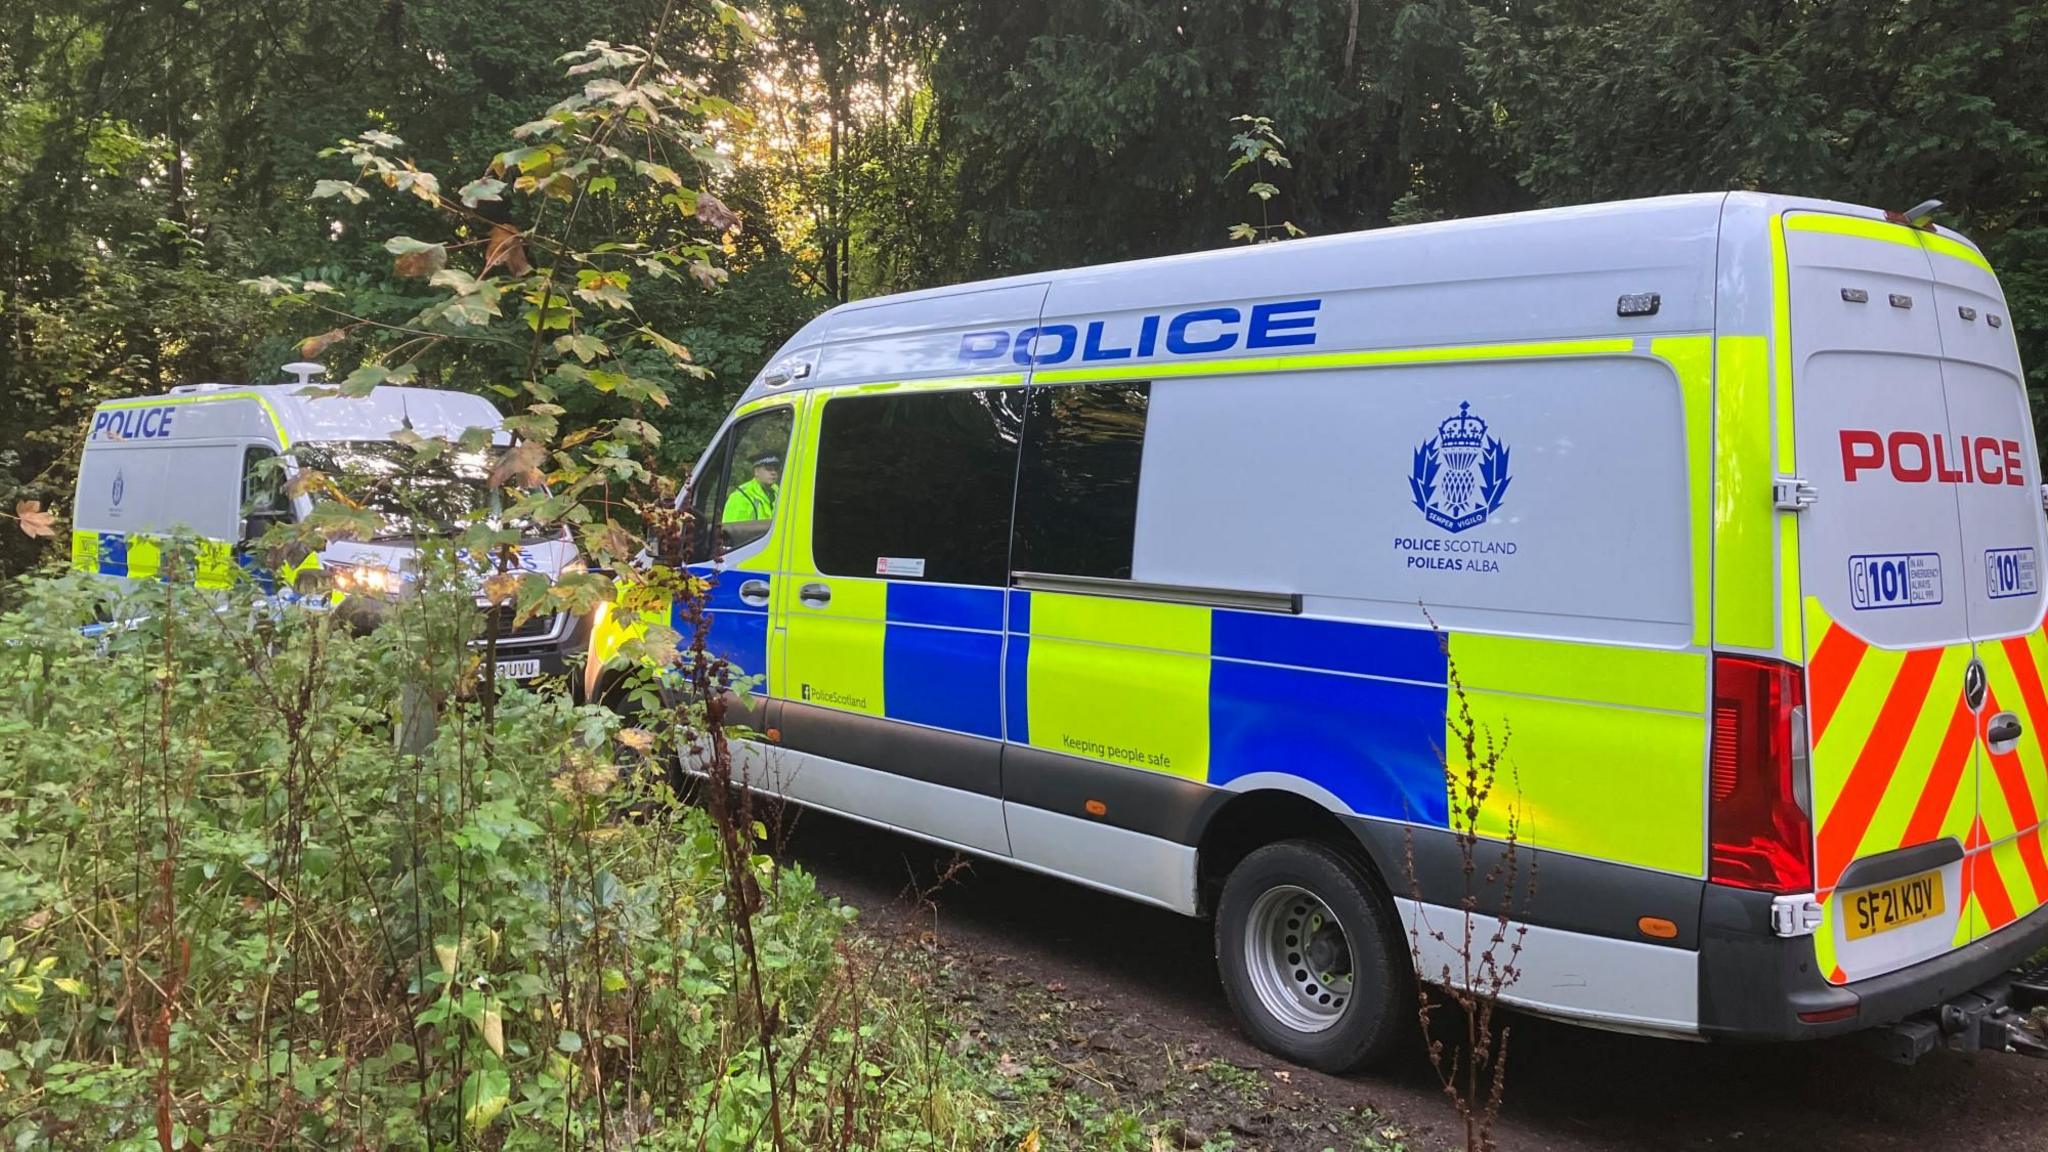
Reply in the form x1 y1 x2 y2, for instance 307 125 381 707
0 563 994 1148
1225 115 1305 245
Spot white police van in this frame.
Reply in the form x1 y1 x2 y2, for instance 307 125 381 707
632 191 2048 1070
69 365 588 682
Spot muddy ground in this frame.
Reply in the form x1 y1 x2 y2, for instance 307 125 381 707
780 808 2048 1152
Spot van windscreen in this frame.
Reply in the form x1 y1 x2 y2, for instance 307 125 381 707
290 440 532 540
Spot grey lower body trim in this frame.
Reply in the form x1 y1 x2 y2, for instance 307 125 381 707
720 740 1012 856
1344 816 1705 951
1003 802 1200 915
1397 897 1702 1037
780 701 1001 796
695 740 1201 914
1000 742 1220 844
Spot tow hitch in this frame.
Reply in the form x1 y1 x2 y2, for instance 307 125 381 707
1882 956 2048 1063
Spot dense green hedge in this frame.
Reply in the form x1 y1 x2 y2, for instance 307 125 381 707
0 568 989 1150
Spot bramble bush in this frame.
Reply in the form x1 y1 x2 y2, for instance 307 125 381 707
0 561 993 1149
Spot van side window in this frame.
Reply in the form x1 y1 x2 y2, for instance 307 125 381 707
812 388 1023 585
1013 382 1150 580
239 446 291 540
686 406 793 563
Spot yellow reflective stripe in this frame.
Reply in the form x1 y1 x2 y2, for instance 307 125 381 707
70 530 98 572
1024 592 1211 782
826 372 1026 396
1449 633 1707 715
1462 689 1706 875
1027 590 1209 655
1454 631 1708 872
1710 334 1774 649
733 395 791 418
1923 232 1996 276
96 391 291 448
780 576 887 717
1783 212 1995 276
1029 338 1635 385
782 393 824 578
1652 336 1714 649
1772 215 1803 663
193 540 236 589
125 535 162 581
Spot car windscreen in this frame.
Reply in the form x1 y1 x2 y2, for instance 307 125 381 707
289 440 535 540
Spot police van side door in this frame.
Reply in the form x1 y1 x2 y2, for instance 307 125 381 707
684 400 800 731
772 383 1022 855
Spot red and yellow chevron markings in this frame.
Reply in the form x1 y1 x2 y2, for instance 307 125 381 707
1803 600 2048 983
1806 622 1969 899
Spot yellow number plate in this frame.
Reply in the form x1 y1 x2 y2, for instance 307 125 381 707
1843 869 1945 940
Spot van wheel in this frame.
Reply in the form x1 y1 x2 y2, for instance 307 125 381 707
1215 840 1411 1072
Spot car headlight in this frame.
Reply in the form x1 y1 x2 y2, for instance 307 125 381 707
331 562 400 598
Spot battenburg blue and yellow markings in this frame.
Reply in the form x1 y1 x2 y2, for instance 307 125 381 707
957 299 1322 366
684 565 1456 830
71 529 235 588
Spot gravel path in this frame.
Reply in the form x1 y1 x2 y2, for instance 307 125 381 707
781 807 2048 1151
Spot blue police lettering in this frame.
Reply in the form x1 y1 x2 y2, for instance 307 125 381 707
1246 299 1320 349
91 406 176 440
1166 307 1239 355
958 331 1010 362
958 297 1320 365
1011 324 1078 366
1082 320 1132 361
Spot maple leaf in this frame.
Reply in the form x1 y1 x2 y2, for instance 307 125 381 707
483 224 531 276
488 441 546 490
14 501 55 539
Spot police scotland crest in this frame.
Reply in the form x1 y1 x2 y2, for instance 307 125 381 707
1410 401 1511 533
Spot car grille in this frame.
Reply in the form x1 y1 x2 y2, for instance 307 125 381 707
477 604 563 646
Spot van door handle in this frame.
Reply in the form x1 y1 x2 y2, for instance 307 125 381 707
799 582 832 607
737 578 771 607
1987 712 2023 750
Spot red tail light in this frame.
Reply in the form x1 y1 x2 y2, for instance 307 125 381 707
1709 654 1813 894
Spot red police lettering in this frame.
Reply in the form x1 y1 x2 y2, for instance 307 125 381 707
1933 434 1965 482
1841 428 2028 486
1977 437 2005 484
1887 431 1933 481
1841 429 1884 480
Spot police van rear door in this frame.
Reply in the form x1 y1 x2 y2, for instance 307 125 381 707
1924 233 2048 944
1786 211 1978 985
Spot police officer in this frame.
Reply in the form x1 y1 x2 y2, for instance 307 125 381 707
723 453 780 523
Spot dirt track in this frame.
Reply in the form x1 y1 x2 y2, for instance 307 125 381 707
780 808 2048 1151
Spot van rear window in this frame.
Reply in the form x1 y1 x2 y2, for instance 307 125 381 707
811 388 1023 585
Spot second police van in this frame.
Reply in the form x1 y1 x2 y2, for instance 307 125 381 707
604 191 2048 1069
69 369 591 683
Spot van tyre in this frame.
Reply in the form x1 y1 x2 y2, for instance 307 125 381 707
1215 840 1412 1072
